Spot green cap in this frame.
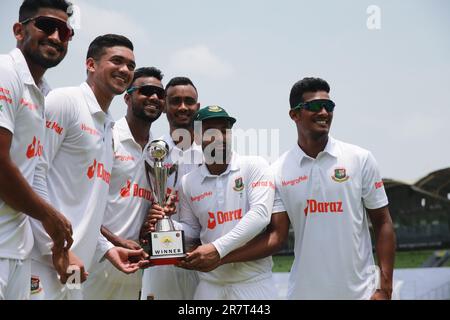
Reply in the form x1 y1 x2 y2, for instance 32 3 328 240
193 105 236 125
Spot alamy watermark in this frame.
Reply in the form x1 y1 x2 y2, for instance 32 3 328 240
167 121 281 165
65 265 82 290
67 3 82 30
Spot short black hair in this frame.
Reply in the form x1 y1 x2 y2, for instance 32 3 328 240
165 77 197 93
86 34 134 61
19 0 73 21
128 67 164 89
289 77 330 108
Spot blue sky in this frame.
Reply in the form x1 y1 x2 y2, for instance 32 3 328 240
1 0 449 182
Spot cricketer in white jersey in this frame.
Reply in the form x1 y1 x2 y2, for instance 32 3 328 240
140 76 202 300
30 82 117 299
272 77 395 300
82 117 153 300
272 137 390 299
0 49 49 300
161 106 277 300
29 34 146 300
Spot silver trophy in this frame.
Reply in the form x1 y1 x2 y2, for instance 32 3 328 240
144 140 186 265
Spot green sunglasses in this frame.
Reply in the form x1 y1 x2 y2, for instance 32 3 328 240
293 99 336 113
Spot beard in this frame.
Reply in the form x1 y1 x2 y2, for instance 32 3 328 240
132 103 162 122
24 42 66 69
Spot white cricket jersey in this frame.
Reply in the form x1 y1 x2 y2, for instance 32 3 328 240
101 117 153 241
0 49 50 260
31 82 114 270
175 152 274 284
272 136 389 300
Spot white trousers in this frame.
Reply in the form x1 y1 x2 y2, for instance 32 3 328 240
141 265 199 300
194 276 277 300
83 260 141 300
30 260 83 300
0 258 30 300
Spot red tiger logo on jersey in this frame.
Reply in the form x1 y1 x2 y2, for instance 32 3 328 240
120 180 152 201
207 212 216 229
207 209 242 229
26 136 43 159
87 159 97 179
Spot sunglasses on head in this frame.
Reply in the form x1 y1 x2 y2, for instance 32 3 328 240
294 99 335 113
20 16 74 42
127 85 165 99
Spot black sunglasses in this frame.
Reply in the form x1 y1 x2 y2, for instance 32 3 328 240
127 85 165 99
20 16 74 42
293 99 336 113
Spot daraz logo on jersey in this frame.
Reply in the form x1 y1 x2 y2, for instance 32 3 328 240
26 136 43 159
207 209 243 230
120 180 152 201
46 120 63 135
304 199 343 216
87 159 111 184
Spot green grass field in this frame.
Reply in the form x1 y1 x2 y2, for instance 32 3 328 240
272 249 450 272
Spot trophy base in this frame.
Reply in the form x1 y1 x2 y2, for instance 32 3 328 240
149 254 187 266
147 230 186 266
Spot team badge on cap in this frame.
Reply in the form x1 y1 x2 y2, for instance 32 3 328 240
233 177 244 191
208 105 223 112
332 168 349 183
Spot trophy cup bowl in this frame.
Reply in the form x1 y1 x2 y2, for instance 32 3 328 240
144 140 186 265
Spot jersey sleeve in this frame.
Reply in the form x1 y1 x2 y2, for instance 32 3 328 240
30 89 77 255
0 65 21 134
175 175 201 240
272 187 286 213
212 157 274 258
94 233 115 263
361 151 389 210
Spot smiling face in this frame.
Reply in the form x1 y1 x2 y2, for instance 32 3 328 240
15 8 70 69
165 84 200 129
125 76 164 122
290 90 333 140
87 46 135 96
